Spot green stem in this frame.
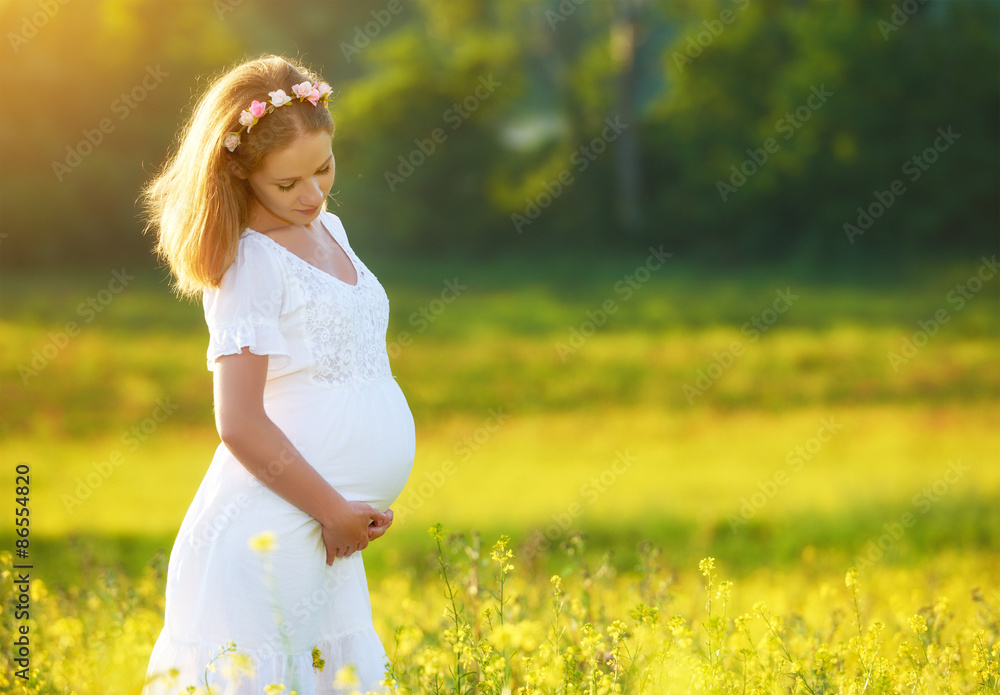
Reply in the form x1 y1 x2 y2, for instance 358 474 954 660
435 534 465 695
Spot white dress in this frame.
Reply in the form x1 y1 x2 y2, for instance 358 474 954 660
143 211 416 694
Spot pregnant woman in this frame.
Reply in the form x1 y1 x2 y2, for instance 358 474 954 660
140 55 415 694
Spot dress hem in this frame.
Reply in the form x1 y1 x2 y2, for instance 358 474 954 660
143 627 390 695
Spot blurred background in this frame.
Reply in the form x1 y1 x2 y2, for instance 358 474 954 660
1 0 998 597
2 0 997 266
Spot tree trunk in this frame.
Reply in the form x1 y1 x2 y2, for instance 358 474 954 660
612 0 644 236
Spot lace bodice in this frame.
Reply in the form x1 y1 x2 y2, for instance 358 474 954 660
203 212 395 389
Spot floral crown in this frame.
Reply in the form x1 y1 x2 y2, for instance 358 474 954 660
224 80 332 152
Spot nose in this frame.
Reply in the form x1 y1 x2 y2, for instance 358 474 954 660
300 177 324 206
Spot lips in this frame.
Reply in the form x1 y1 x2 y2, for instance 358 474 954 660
297 206 319 215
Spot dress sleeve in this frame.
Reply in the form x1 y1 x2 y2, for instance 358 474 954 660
202 235 291 372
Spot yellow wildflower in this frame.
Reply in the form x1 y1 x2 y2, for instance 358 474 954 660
698 557 716 578
220 650 255 682
312 646 326 671
248 531 278 554
333 663 360 687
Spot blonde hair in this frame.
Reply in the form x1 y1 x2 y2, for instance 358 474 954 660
143 55 335 298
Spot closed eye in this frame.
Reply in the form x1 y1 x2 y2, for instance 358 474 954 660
277 163 333 192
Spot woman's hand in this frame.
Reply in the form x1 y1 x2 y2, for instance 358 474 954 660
367 507 394 543
319 500 384 566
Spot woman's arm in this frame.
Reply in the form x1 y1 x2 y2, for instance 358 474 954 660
213 348 384 564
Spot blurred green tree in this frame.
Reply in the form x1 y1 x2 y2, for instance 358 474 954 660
645 0 998 266
0 0 995 268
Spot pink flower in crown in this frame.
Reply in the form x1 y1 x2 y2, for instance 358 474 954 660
243 100 268 131
223 132 240 152
248 100 268 118
291 81 314 101
317 83 332 100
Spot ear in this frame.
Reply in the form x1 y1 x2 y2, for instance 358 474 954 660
226 157 249 180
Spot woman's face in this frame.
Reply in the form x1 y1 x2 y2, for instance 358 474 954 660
246 128 335 226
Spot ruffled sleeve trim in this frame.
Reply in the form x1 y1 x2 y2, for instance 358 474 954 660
205 319 291 372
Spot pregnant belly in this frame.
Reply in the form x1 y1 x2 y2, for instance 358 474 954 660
270 377 416 512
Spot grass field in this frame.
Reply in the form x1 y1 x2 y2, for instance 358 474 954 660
1 251 998 693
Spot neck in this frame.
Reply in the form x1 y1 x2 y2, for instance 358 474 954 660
254 199 296 227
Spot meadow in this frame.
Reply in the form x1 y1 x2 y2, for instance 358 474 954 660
1 250 998 693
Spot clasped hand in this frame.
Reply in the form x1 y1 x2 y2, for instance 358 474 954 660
320 501 394 566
